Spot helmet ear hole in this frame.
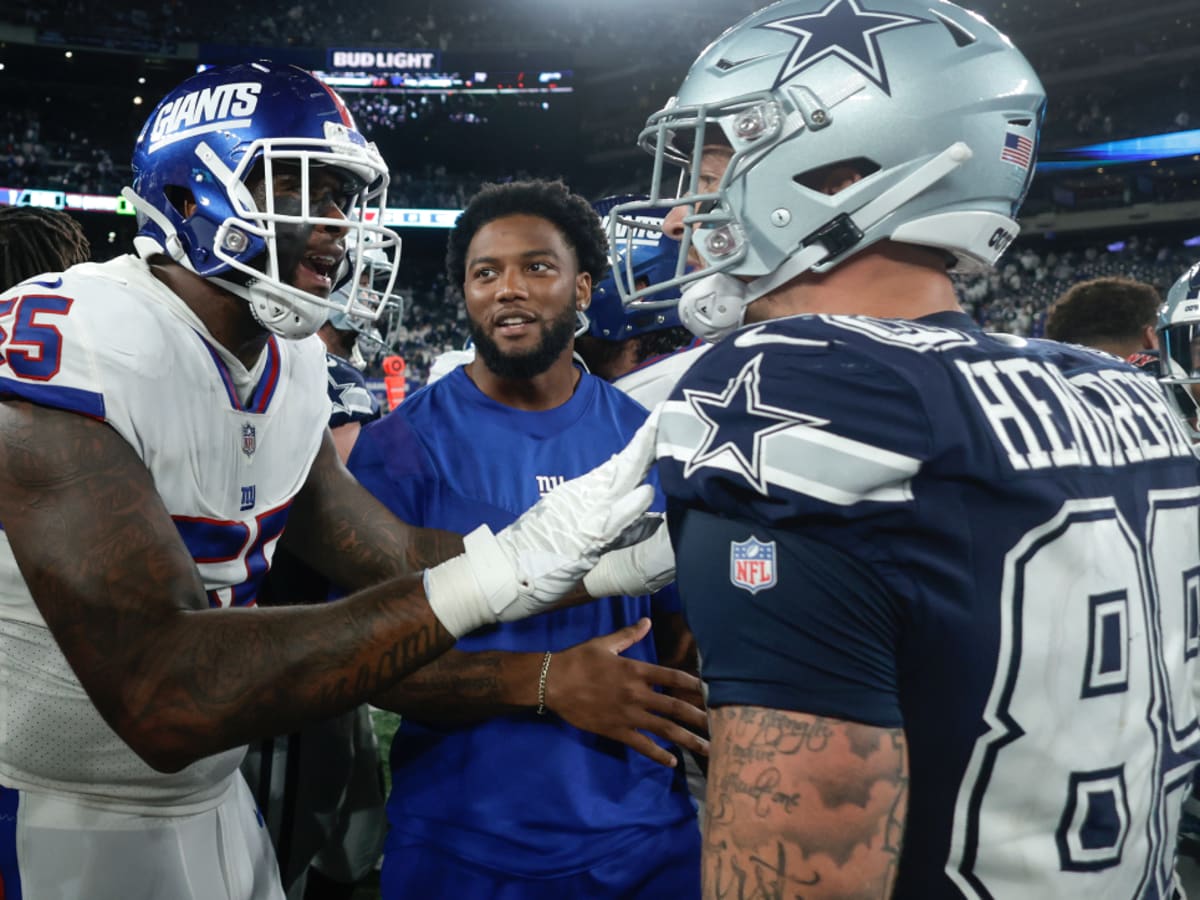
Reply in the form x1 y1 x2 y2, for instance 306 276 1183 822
793 158 880 195
128 60 398 339
933 12 978 47
163 186 196 219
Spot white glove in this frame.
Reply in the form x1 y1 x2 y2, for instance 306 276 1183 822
583 518 676 597
424 409 661 637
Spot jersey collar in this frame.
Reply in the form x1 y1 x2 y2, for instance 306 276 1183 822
915 309 982 333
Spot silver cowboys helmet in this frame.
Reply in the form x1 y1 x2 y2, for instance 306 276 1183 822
1156 260 1200 441
327 245 404 369
611 0 1046 341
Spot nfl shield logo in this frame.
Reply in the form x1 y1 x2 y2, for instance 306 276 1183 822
241 422 257 458
730 537 777 595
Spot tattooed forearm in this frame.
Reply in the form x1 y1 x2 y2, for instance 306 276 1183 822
703 705 908 900
118 574 457 770
707 838 821 900
0 400 459 773
282 431 465 590
371 648 544 723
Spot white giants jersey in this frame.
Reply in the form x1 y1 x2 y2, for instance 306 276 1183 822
0 255 330 811
613 343 710 409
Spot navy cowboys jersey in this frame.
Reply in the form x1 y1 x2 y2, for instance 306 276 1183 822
659 310 1200 898
325 352 380 428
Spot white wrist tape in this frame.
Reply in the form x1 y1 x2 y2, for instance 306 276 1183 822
583 525 675 598
422 525 519 638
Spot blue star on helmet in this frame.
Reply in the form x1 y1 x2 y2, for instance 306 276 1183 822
682 354 827 494
758 0 933 94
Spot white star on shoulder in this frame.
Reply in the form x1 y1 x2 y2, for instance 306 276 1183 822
682 353 827 494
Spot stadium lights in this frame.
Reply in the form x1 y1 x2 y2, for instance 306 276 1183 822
0 186 464 228
1039 127 1200 171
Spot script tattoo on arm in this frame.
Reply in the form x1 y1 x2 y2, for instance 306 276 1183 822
703 705 908 900
0 400 456 773
281 430 464 590
371 649 543 723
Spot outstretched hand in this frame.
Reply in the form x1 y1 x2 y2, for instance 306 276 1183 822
425 408 663 637
545 617 709 768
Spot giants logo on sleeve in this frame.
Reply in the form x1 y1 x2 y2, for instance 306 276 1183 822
730 536 777 594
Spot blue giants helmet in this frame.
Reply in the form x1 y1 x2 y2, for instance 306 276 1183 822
611 0 1045 341
586 195 683 341
124 61 400 339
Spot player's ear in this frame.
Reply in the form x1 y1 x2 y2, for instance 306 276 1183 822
1144 324 1160 351
576 272 591 311
164 186 199 219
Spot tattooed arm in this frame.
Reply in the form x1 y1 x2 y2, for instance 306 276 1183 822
279 430 464 589
372 619 709 768
0 400 454 773
703 705 907 900
280 433 595 606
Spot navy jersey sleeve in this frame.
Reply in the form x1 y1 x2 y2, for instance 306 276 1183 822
671 508 903 727
657 318 937 604
326 352 381 429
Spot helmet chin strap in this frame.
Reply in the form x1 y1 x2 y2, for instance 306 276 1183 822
678 243 829 343
123 186 325 341
210 276 327 341
679 141 975 343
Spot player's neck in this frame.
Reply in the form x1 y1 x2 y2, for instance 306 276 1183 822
749 243 963 322
1087 337 1148 359
466 348 582 412
148 256 271 368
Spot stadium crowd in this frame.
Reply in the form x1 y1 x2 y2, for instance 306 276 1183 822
359 231 1198 390
5 2 1200 900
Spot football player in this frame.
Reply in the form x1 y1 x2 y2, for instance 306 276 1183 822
0 205 90 289
577 195 710 406
1045 275 1162 364
614 1 1200 897
1157 260 1200 441
0 61 663 899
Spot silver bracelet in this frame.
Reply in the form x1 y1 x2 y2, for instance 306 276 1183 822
536 651 553 716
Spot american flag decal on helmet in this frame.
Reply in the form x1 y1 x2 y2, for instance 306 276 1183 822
1001 130 1033 169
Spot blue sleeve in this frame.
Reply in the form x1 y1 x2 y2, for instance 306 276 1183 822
671 506 903 728
345 411 432 528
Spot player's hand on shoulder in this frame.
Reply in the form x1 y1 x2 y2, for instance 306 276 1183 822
585 516 675 597
544 617 709 768
423 409 662 636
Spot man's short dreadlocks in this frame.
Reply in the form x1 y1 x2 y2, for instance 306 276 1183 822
0 206 91 291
